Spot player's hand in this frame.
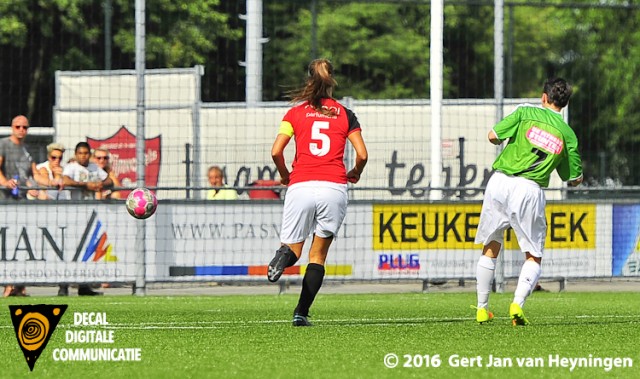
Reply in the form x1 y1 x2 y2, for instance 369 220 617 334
280 173 290 186
346 168 361 184
567 177 583 187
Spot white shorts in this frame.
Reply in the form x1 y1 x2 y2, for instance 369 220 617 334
474 171 547 257
280 181 348 244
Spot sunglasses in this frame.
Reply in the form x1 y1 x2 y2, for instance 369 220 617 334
13 125 29 130
49 155 62 160
95 156 109 160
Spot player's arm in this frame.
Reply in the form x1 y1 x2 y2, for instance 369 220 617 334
566 147 583 187
489 106 523 145
272 121 293 185
567 175 583 187
560 159 583 187
346 130 368 183
271 135 291 185
558 132 583 187
488 130 502 145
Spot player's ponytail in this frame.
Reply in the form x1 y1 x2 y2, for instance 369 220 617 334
289 58 337 116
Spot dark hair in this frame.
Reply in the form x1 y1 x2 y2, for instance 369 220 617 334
289 58 337 116
543 77 572 108
75 141 91 152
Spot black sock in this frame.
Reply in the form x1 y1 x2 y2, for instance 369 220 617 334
294 263 325 317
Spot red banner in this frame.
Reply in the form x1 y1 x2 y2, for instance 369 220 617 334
87 126 161 197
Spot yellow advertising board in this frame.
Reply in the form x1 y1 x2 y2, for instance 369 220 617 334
373 203 596 250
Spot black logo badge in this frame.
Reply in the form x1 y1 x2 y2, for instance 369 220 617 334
9 304 67 371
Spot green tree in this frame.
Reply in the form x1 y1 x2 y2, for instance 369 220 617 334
264 2 429 100
444 3 494 98
0 0 100 124
567 7 640 185
111 0 243 101
2 0 639 186
0 0 242 124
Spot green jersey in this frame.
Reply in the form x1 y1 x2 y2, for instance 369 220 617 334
492 105 583 187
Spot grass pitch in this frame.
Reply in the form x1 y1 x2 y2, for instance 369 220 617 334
1 291 639 378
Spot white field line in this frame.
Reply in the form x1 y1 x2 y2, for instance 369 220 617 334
0 314 637 331
1 314 636 330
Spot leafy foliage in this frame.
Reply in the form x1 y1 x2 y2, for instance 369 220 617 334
2 1 640 184
265 2 429 100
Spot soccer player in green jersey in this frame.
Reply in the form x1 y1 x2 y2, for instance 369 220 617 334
473 78 583 326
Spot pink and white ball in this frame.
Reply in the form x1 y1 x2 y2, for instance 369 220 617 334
126 187 158 219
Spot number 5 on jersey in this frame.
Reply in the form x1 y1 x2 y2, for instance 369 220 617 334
310 121 330 156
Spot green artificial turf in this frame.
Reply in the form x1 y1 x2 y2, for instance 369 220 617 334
1 291 638 378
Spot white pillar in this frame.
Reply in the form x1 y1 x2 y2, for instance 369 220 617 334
429 0 444 200
494 0 506 293
245 0 263 107
134 0 146 296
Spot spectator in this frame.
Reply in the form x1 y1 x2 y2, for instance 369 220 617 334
36 142 69 200
92 148 121 200
92 148 121 291
59 142 114 296
0 115 49 297
206 165 238 200
62 142 113 200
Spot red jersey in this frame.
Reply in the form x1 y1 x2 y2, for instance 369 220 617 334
279 98 361 185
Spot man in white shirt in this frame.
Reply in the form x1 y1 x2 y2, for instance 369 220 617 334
63 142 113 200
60 141 113 296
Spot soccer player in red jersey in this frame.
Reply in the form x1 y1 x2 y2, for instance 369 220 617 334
267 59 368 326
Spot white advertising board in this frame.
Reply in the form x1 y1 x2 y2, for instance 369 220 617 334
0 202 612 284
0 203 140 284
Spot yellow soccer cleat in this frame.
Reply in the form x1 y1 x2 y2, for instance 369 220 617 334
509 303 530 326
471 305 494 324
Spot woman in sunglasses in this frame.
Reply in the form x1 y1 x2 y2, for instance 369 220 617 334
36 142 69 200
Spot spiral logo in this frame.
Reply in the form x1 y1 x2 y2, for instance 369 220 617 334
9 305 67 371
18 312 50 351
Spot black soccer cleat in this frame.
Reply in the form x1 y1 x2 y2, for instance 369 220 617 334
292 314 313 327
267 246 289 283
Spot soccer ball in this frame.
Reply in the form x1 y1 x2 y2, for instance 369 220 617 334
126 187 158 219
